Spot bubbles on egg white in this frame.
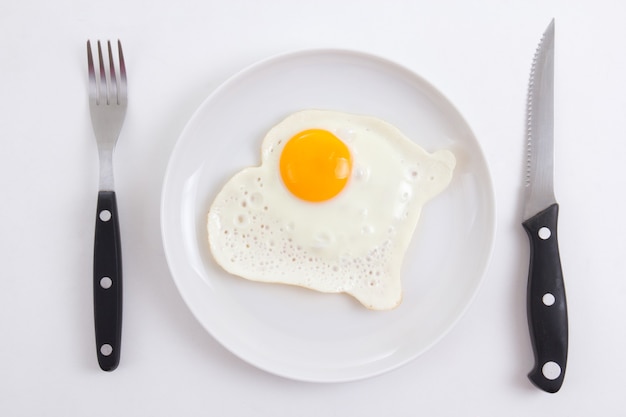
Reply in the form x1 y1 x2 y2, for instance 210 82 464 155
249 192 264 208
214 185 393 294
233 212 250 227
313 231 334 248
404 166 420 182
361 225 374 235
353 165 371 182
398 182 413 203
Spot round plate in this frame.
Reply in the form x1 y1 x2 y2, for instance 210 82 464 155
161 49 495 382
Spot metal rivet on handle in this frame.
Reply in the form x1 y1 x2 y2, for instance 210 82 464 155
542 361 561 380
100 344 113 356
99 209 112 222
538 226 551 240
542 293 556 306
100 277 113 289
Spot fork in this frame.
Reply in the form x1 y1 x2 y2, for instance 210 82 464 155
87 40 127 371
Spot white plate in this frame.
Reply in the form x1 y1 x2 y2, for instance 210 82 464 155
161 49 495 382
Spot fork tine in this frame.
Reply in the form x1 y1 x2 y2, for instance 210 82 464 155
117 40 127 105
96 41 107 105
87 41 97 102
107 41 118 105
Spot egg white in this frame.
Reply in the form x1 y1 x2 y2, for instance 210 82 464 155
207 109 456 310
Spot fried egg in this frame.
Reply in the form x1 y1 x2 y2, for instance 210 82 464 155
207 109 456 310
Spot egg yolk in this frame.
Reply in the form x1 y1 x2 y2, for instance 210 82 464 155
279 129 352 202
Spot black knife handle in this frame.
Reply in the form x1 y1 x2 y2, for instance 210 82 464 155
522 203 568 393
93 190 122 371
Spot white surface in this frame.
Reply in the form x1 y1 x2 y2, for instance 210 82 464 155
161 50 494 382
1 0 625 415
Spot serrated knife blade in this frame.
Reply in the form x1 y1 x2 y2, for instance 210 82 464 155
522 18 568 394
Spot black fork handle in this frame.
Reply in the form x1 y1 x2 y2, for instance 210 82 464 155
93 190 122 371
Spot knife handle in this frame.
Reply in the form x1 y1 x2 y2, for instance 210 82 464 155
522 203 568 393
93 191 122 371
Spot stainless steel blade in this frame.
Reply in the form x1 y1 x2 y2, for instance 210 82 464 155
524 19 556 220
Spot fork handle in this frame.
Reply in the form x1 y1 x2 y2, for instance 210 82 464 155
93 190 122 371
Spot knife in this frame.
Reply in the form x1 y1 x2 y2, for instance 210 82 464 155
522 19 568 393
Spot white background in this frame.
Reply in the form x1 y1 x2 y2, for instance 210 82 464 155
1 0 625 415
